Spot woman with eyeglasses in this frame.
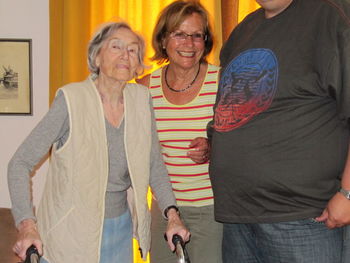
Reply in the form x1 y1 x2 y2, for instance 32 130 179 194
137 1 222 262
8 21 189 263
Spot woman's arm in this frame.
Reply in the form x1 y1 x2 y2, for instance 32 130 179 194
148 97 190 250
148 96 176 212
8 91 69 225
7 91 70 259
135 74 150 87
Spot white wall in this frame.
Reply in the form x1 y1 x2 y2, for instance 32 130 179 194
0 0 49 208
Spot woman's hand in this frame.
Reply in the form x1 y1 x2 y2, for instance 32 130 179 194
187 137 210 164
13 219 43 260
164 208 190 251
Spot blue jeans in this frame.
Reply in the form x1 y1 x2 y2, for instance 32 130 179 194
40 210 133 263
100 210 133 263
223 219 344 263
343 225 350 263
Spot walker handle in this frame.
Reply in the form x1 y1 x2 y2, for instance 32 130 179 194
172 234 191 263
24 245 40 263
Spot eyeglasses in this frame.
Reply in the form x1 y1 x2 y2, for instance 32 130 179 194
107 38 140 58
169 31 207 42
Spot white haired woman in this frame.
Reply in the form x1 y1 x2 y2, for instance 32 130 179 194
8 22 189 263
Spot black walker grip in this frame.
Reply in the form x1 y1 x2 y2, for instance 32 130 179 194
172 234 185 247
24 245 40 263
172 234 191 263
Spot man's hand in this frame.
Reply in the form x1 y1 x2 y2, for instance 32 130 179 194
187 137 210 164
315 192 350 228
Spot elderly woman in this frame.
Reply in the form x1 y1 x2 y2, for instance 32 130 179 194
136 1 222 262
8 22 189 263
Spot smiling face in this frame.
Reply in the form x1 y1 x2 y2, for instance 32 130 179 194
163 12 205 70
95 27 142 83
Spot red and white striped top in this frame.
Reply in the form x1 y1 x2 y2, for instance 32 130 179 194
149 64 219 206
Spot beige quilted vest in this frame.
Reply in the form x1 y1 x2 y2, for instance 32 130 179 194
37 77 152 262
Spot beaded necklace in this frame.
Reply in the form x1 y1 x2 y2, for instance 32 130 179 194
164 64 201 92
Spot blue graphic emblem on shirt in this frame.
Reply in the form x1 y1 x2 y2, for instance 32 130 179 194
214 48 278 132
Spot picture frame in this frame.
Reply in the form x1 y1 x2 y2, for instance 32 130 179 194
0 39 32 115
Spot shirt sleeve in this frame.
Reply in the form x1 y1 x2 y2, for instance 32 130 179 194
7 91 70 226
148 96 176 216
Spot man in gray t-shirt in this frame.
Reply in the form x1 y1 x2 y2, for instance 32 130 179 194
208 0 350 262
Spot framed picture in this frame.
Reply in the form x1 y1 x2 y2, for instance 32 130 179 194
0 39 32 115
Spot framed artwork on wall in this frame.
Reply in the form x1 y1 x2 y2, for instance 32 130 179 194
0 39 32 115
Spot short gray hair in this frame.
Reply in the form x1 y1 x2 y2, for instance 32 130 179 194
87 22 146 79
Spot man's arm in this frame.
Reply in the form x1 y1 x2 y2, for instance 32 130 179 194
316 141 350 228
316 0 350 228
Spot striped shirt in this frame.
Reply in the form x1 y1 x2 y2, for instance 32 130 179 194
149 64 219 206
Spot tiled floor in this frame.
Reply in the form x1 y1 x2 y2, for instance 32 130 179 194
0 208 21 263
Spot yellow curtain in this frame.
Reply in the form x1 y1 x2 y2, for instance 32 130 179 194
221 0 260 42
49 0 222 103
49 0 259 262
238 1 260 22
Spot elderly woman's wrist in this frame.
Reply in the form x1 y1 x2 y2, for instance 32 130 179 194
164 205 180 219
18 218 37 231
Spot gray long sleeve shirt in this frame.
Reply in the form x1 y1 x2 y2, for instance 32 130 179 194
8 90 175 225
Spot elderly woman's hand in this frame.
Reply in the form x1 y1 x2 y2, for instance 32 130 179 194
187 137 210 164
13 219 43 261
164 208 190 251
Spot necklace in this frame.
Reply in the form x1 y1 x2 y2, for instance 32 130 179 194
164 64 201 92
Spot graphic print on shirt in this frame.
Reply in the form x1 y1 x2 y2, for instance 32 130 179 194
214 48 278 132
